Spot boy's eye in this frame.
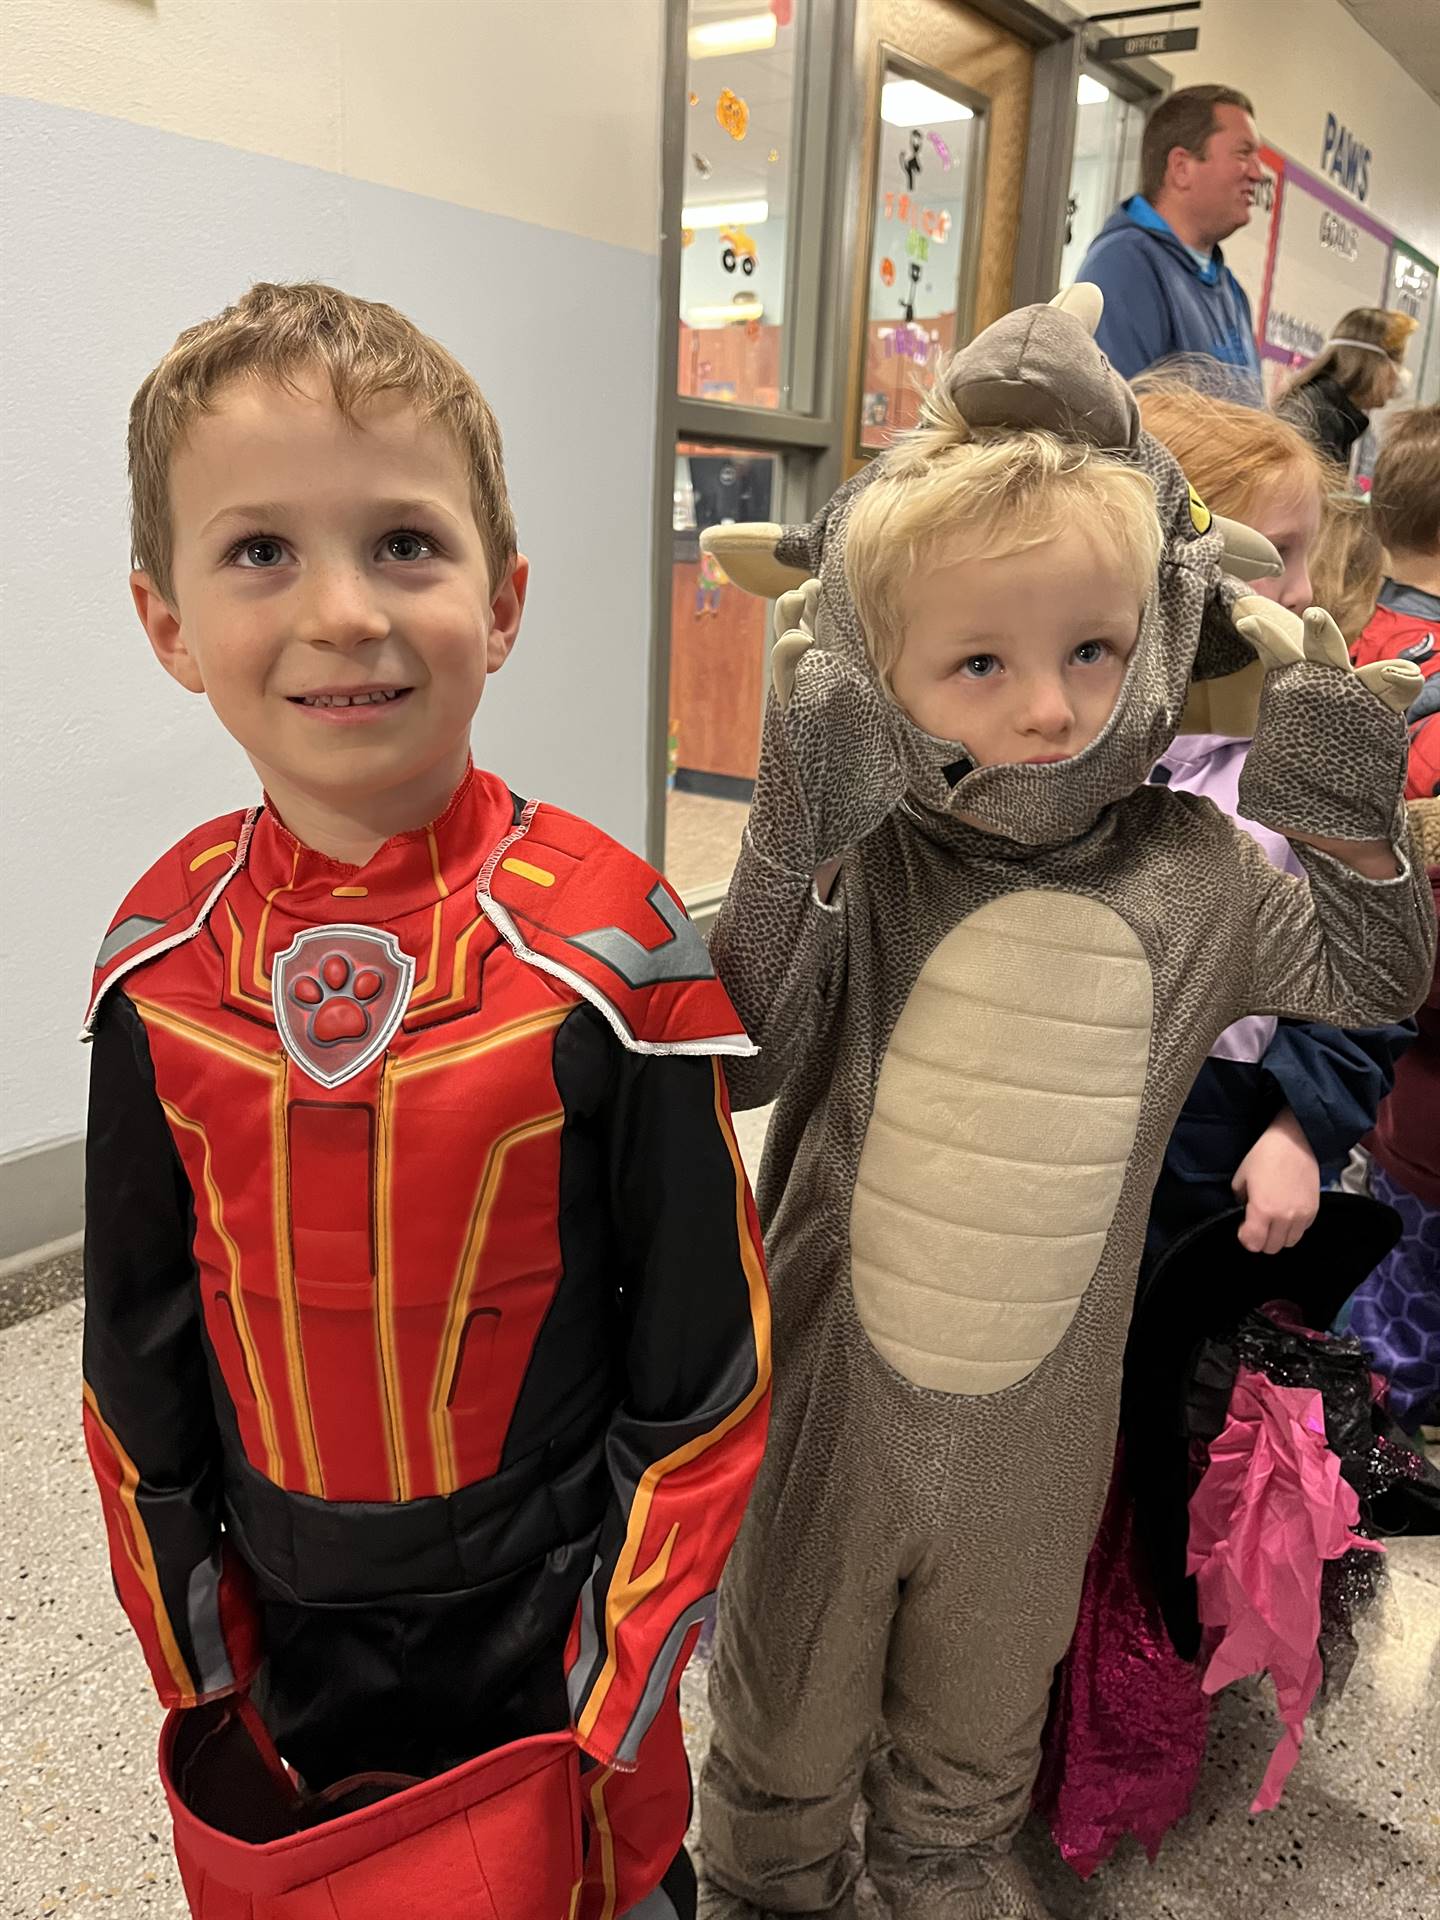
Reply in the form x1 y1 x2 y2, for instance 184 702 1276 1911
233 537 286 569
958 653 998 678
1073 640 1109 666
382 530 437 562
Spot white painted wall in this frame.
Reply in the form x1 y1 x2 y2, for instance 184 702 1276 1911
4 0 664 254
1 0 666 1177
1156 0 1440 263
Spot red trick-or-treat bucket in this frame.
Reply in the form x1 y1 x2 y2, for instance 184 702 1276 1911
159 1699 582 1918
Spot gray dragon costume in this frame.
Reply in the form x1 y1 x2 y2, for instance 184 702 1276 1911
693 291 1435 1920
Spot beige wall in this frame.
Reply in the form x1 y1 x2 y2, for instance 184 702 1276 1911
1 0 668 1205
4 0 665 253
1158 0 1440 261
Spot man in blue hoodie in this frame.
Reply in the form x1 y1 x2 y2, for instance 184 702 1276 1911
1079 83 1265 391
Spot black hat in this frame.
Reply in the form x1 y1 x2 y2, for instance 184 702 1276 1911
1121 1194 1401 1658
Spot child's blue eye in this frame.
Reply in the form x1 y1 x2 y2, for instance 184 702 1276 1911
1073 641 1108 665
959 653 998 678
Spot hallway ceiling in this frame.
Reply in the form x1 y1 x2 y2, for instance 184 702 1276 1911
1337 0 1440 106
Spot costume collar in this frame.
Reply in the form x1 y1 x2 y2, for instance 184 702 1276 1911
1378 576 1440 621
243 761 518 925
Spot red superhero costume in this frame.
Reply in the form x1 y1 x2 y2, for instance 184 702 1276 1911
1352 579 1440 799
81 762 771 1919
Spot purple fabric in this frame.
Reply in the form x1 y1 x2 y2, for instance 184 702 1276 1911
1346 1164 1440 1429
1036 1457 1209 1878
1157 735 1305 1065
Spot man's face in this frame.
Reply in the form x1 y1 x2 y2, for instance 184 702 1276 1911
887 524 1143 768
132 374 525 834
1174 104 1264 245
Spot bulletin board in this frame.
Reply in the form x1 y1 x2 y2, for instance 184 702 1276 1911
1235 143 1436 405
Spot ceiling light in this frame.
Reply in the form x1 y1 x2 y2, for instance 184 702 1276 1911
688 12 778 58
880 78 974 126
1077 75 1111 106
681 198 770 229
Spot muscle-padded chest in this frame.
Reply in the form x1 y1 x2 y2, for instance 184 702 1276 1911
134 912 580 1509
850 891 1152 1395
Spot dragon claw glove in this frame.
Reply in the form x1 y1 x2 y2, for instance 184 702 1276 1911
1235 597 1424 844
746 578 908 882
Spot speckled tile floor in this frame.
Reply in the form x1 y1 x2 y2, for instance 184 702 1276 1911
5 1103 1437 1917
665 790 750 899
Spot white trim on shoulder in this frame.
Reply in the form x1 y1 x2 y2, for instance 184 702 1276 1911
475 805 756 1059
477 892 756 1059
79 809 261 1040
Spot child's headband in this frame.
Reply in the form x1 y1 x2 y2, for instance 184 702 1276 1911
1329 336 1401 357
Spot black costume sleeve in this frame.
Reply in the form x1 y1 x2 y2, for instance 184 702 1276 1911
81 991 261 1708
562 1015 771 1770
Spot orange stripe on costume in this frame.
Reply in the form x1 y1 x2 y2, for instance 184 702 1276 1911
160 1099 283 1481
428 1110 565 1492
133 996 323 1495
575 1059 770 1744
586 1767 619 1920
81 1384 196 1703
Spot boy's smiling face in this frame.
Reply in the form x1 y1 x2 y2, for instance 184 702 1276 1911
132 371 525 856
888 524 1143 769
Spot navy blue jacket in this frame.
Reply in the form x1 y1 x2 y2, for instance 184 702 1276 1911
1078 197 1262 388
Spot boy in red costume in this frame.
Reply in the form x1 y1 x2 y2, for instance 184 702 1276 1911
1352 404 1440 800
82 282 770 1919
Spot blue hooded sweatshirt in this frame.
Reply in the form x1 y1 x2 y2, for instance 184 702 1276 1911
1077 196 1262 390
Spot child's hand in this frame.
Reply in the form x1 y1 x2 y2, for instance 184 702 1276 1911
1235 600 1422 866
746 582 907 883
1231 1107 1321 1254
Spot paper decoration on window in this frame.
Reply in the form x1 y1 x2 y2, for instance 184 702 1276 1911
720 226 758 275
900 130 923 188
880 256 896 286
883 192 953 242
695 548 727 617
928 130 952 170
681 227 696 249
769 148 779 163
716 89 749 140
689 91 699 107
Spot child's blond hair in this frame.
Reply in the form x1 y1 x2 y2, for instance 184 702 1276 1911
128 282 516 603
1310 492 1384 644
845 382 1163 681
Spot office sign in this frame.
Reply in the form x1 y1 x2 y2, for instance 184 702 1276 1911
1092 26 1199 59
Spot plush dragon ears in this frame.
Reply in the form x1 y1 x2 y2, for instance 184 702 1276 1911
701 285 1283 594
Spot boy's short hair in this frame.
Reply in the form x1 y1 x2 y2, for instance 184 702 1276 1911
845 384 1164 683
1140 83 1255 202
129 282 517 602
1370 405 1440 557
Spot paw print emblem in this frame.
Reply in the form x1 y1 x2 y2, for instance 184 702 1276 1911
289 952 387 1045
272 925 416 1089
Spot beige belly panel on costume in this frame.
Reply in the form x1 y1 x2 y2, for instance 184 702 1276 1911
850 891 1153 1395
